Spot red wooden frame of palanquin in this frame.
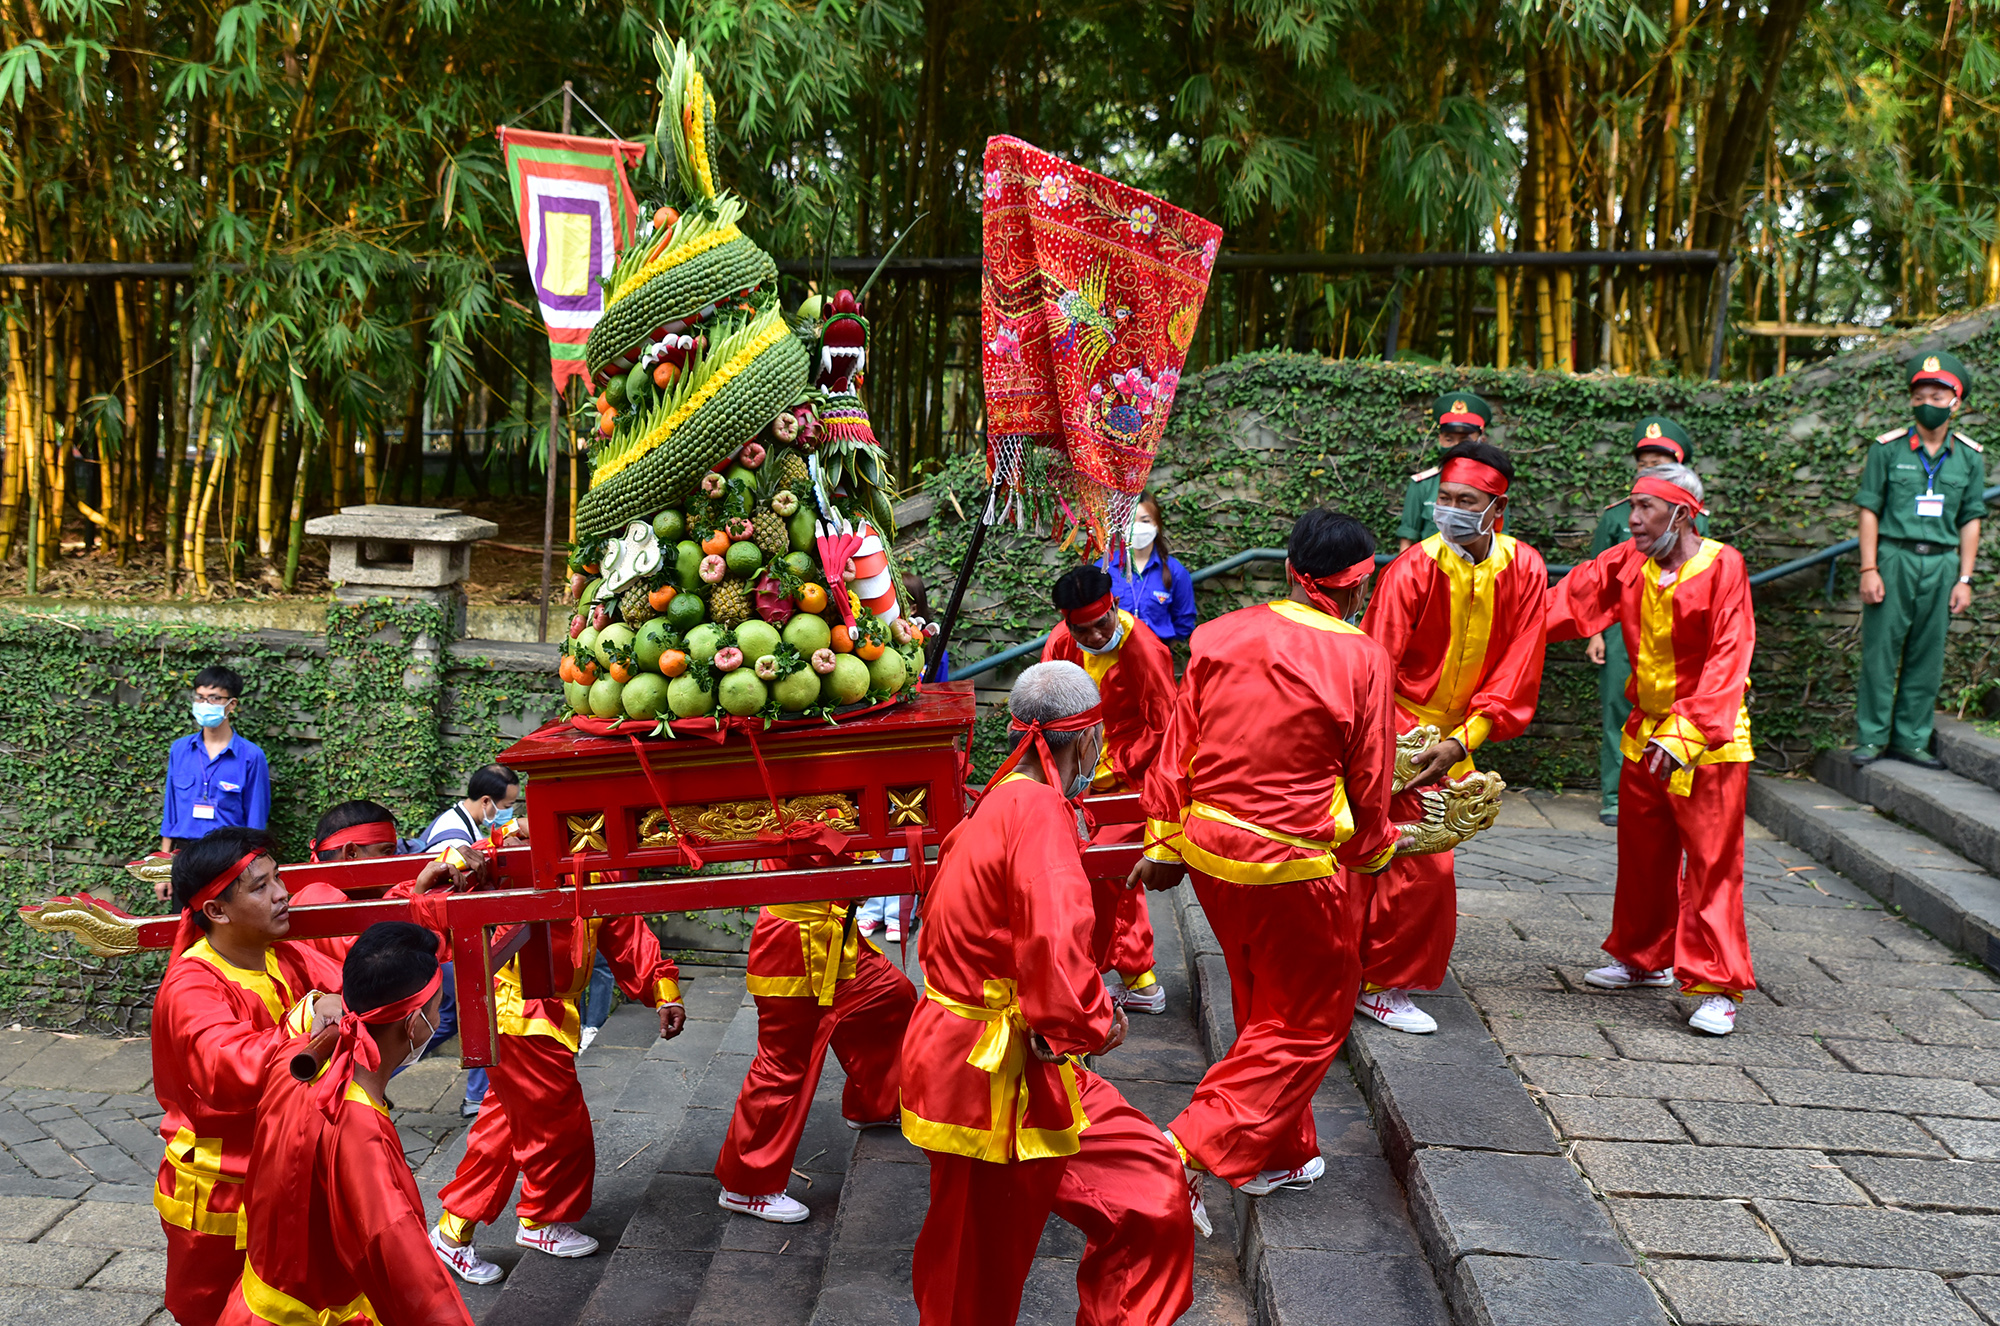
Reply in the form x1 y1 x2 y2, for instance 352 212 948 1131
111 682 1148 1069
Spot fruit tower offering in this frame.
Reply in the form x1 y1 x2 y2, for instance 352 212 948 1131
558 40 918 730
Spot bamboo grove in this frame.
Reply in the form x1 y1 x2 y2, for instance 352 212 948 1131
3 0 1998 591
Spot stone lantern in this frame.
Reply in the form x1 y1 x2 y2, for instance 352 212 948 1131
304 504 498 636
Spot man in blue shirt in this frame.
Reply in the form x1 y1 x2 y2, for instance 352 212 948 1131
156 665 271 900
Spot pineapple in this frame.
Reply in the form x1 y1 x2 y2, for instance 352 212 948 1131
620 583 656 628
709 576 752 630
751 462 790 556
774 448 810 487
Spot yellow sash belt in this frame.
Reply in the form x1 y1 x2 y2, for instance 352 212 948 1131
239 1259 375 1326
925 978 1028 1073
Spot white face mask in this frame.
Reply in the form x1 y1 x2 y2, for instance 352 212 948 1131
401 1009 433 1070
1065 736 1102 800
1646 508 1684 560
1129 519 1158 552
1074 620 1125 655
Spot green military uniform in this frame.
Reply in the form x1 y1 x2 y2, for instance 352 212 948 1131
1591 416 1704 819
1397 391 1493 545
1855 353 1985 760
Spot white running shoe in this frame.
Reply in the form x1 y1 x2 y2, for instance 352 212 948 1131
1584 962 1676 990
1123 984 1167 1015
577 1025 599 1053
430 1224 504 1284
857 916 881 935
1162 1129 1211 1239
718 1189 811 1223
843 1116 900 1131
884 922 903 942
1355 989 1437 1034
1688 995 1739 1036
515 1221 599 1258
1238 1155 1326 1197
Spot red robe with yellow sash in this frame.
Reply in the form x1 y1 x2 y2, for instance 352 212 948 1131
1356 534 1549 991
714 896 917 1197
1142 598 1399 1183
152 940 342 1326
1546 537 1757 995
216 1035 471 1326
1042 611 1176 985
903 774 1192 1326
437 917 680 1233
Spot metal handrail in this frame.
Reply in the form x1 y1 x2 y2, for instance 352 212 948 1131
946 482 2000 683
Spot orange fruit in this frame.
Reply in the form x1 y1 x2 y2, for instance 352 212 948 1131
659 650 689 678
701 529 730 556
830 624 855 654
795 583 827 614
648 584 678 611
856 638 886 662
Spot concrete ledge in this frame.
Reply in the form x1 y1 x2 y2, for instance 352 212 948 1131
1450 1256 1667 1326
1935 715 2000 796
1747 775 2000 974
1816 748 2000 879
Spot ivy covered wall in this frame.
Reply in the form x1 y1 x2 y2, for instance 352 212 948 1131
0 602 559 1028
903 311 2000 787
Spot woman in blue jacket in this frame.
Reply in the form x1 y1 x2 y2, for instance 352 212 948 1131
1101 493 1197 644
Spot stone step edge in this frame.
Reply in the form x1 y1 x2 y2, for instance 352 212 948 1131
1748 773 2000 975
1936 714 2000 797
1168 881 1667 1326
1814 747 2000 880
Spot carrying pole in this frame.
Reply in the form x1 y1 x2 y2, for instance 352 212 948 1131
537 83 575 645
925 469 1002 683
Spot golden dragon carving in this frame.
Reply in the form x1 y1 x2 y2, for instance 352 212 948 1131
1389 723 1507 857
18 895 145 958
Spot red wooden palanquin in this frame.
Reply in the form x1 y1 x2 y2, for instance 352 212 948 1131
76 682 1148 1068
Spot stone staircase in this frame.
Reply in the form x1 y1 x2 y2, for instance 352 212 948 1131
1748 714 2000 974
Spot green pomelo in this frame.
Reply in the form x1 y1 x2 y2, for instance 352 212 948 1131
621 672 671 721
718 671 769 717
575 626 599 660
665 591 707 632
603 376 628 409
564 680 592 716
636 618 676 670
652 509 685 544
725 464 756 489
735 620 782 662
685 623 724 663
667 674 715 717
723 540 764 578
781 614 831 655
588 677 625 719
593 622 636 669
826 654 871 705
581 577 603 603
675 541 704 591
867 648 908 694
788 509 817 552
774 669 820 712
780 551 813 578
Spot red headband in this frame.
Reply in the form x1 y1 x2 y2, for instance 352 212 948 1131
982 702 1106 839
1287 559 1372 620
314 968 444 1119
1439 456 1509 496
1063 593 1117 627
311 819 398 862
172 848 268 956
1631 475 1707 516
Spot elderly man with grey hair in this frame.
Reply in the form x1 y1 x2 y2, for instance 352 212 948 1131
1546 459 1760 1038
898 660 1195 1325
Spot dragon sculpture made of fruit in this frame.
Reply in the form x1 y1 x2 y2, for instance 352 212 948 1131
556 39 926 731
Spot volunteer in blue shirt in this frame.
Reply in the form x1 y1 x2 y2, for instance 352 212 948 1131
156 665 270 899
1100 494 1196 644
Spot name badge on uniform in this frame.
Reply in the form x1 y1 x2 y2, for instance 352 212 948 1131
192 804 216 820
1916 493 1945 518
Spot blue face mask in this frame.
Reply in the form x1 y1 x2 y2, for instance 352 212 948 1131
192 701 228 729
1075 621 1124 656
491 805 516 828
1065 736 1102 800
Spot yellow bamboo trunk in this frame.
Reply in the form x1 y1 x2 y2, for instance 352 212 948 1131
181 381 219 578
362 423 379 504
1552 81 1575 372
1491 211 1512 370
256 400 282 558
330 416 350 507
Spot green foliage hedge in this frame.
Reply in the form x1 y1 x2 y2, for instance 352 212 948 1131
906 322 2000 786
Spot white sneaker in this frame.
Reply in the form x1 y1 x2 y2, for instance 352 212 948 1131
1162 1130 1211 1239
578 1025 599 1053
1688 995 1739 1036
884 922 903 941
1585 962 1676 990
1355 989 1437 1034
1238 1155 1326 1196
718 1189 811 1223
431 1224 504 1284
515 1221 599 1257
857 916 881 935
1123 983 1167 1015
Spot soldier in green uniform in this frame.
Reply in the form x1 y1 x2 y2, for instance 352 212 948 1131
1852 352 1986 768
1397 391 1493 550
1585 416 1708 826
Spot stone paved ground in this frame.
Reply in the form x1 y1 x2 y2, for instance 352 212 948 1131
1456 792 2000 1326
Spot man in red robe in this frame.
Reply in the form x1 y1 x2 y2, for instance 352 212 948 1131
903 660 1193 1326
1354 442 1549 1034
1041 564 1178 1015
286 800 407 966
219 921 472 1326
1134 508 1404 1200
1545 461 1758 1036
714 886 918 1222
151 828 346 1326
430 912 686 1281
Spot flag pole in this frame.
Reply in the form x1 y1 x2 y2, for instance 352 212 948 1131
536 82 575 645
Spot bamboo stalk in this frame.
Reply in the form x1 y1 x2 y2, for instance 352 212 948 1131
282 422 314 590
256 395 281 558
362 422 379 504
